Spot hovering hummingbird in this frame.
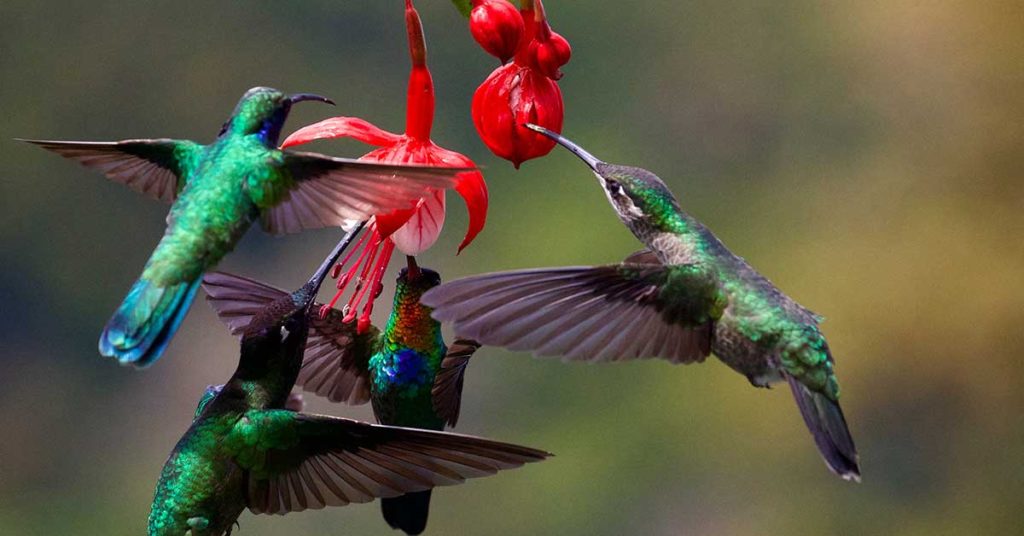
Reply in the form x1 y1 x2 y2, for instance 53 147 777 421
421 124 860 481
19 86 469 367
149 226 548 536
203 254 482 534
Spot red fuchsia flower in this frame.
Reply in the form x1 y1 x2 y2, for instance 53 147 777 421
282 0 487 333
471 0 571 168
528 26 571 80
469 0 524 63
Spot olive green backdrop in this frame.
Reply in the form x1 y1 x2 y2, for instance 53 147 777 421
1 1 1021 534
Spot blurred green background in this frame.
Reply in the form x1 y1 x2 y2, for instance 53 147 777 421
2 1 1022 534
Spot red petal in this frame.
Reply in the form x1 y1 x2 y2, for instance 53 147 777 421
375 205 419 239
454 170 488 253
426 145 488 253
281 117 402 149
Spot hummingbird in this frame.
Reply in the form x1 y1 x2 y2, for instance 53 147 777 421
202 254 483 534
19 86 469 368
421 124 860 481
149 226 549 536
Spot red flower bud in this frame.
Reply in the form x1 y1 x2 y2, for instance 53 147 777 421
529 30 571 80
472 62 563 168
469 0 524 63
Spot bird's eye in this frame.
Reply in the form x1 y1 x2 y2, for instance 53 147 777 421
606 180 623 196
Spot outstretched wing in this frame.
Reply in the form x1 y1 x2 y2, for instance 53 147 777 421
260 150 472 235
202 272 290 335
421 262 726 365
202 271 378 405
432 339 482 428
230 410 549 515
297 308 378 405
19 138 202 203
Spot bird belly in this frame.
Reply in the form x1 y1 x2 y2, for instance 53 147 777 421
149 433 246 535
369 349 443 430
711 316 782 388
142 176 256 286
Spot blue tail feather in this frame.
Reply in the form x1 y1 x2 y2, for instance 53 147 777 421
99 277 200 368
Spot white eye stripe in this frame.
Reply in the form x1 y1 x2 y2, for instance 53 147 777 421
280 325 291 341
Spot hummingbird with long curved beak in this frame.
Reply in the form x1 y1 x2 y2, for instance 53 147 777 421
19 86 469 367
421 124 860 482
148 226 548 536
202 254 482 534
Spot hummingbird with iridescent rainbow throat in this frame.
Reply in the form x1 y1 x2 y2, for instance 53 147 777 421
421 124 860 481
203 254 482 534
20 86 469 368
149 226 548 536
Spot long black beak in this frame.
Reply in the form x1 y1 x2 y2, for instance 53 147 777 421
299 221 367 310
524 123 602 171
289 93 335 106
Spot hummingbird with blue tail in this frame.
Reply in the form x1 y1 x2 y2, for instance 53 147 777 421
421 124 860 481
148 225 549 536
19 86 470 367
203 253 484 534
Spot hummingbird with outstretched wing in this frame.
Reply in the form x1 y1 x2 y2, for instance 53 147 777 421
202 253 482 535
149 227 548 536
421 124 860 482
20 86 470 367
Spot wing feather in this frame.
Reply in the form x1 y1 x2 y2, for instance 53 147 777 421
202 272 377 405
422 265 720 364
20 138 200 203
238 411 549 515
431 339 481 428
262 151 472 235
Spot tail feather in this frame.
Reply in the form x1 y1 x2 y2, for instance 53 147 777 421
381 490 432 535
785 374 861 482
99 277 200 367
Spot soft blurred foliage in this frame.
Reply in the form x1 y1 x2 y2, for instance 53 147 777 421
2 1 1022 534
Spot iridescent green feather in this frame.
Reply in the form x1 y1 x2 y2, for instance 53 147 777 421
368 270 447 430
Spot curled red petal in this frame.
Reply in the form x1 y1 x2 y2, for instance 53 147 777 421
281 116 402 149
421 145 487 253
454 170 488 253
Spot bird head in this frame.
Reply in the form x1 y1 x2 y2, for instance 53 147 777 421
223 86 334 146
525 124 683 234
240 223 366 366
397 255 442 293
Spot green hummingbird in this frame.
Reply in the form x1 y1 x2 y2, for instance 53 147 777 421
149 226 548 536
421 124 860 481
19 86 468 368
202 254 482 534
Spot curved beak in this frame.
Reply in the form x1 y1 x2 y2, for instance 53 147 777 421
299 221 367 310
524 123 602 171
289 93 336 106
